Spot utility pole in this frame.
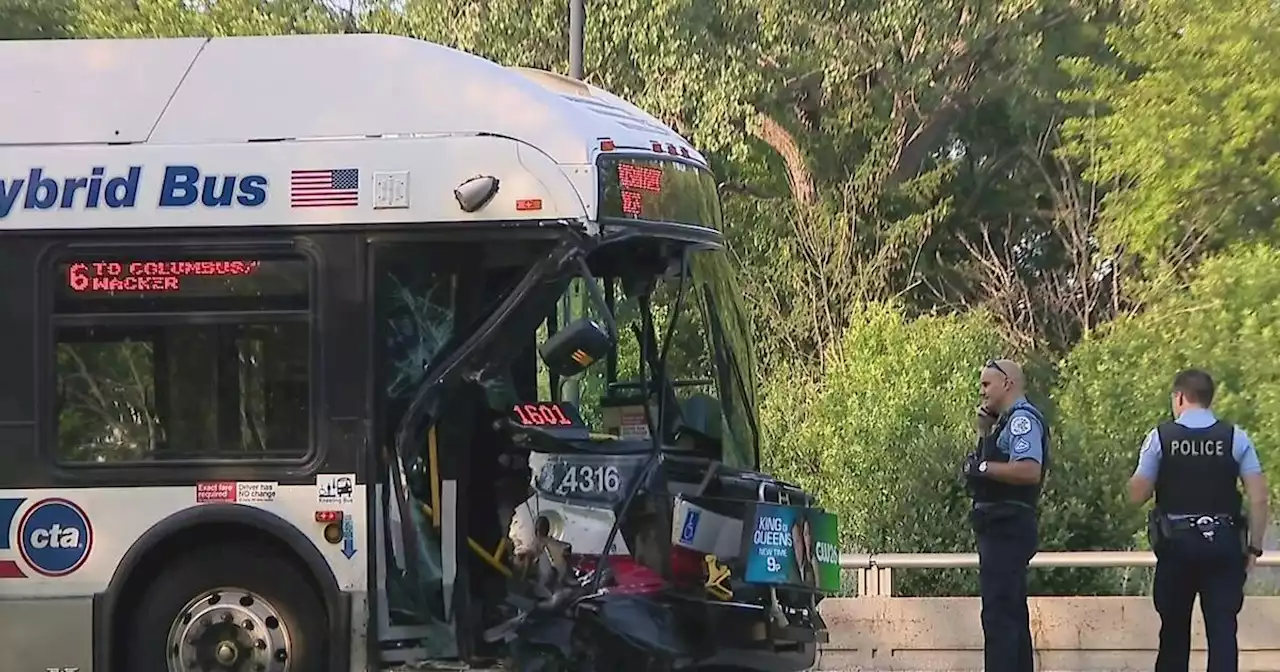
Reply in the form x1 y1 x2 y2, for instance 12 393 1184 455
569 0 585 80
562 0 586 404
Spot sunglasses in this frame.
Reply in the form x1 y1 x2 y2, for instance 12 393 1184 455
984 359 1008 377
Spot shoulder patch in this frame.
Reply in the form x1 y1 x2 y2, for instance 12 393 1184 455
1014 438 1031 454
1010 415 1034 436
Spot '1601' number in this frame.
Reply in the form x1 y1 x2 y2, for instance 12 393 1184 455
513 403 574 426
555 464 621 497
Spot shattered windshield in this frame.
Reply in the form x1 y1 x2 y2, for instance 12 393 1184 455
568 244 759 469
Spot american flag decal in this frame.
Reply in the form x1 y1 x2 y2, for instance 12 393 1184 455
290 168 360 208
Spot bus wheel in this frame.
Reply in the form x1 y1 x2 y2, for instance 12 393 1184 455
123 542 327 672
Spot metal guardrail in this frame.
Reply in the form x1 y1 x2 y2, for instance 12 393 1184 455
838 551 1280 596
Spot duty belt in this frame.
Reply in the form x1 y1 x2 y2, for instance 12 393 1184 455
973 500 1034 512
1165 513 1239 540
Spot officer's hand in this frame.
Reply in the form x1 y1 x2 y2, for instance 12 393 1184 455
1247 554 1257 574
961 452 983 479
975 405 998 436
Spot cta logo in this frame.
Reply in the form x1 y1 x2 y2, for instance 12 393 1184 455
0 498 94 578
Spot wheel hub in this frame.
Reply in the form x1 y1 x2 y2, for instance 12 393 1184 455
166 587 292 672
215 641 239 665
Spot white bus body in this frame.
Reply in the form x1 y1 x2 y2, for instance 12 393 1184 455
0 33 716 672
0 32 829 672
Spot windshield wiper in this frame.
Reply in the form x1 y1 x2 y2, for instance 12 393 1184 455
701 286 759 465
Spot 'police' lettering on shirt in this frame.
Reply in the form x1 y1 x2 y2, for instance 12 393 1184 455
1170 439 1225 457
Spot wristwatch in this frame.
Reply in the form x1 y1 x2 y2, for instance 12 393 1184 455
978 461 989 474
1248 545 1264 558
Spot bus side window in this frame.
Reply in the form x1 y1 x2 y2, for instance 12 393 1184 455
48 252 313 463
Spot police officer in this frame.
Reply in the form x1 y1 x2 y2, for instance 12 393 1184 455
961 358 1049 672
1128 369 1270 672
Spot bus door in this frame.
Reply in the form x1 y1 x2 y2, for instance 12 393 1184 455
367 238 461 666
366 236 546 666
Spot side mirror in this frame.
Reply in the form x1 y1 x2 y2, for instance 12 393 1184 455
538 318 614 378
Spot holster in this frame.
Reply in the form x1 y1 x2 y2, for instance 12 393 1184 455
1147 508 1172 549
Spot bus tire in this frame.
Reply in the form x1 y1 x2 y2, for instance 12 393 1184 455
122 541 328 672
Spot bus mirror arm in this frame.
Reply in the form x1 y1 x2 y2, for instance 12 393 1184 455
574 256 617 341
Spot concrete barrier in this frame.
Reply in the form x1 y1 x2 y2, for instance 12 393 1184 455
817 596 1280 671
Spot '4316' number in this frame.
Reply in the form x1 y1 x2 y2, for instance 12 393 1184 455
555 464 622 497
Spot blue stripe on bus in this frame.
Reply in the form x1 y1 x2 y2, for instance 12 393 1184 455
0 498 26 550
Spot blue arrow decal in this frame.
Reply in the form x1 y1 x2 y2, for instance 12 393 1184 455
341 517 357 559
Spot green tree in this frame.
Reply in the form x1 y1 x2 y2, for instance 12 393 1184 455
1060 0 1280 272
1049 243 1280 593
726 0 1118 365
0 0 76 38
1055 243 1280 493
73 0 345 37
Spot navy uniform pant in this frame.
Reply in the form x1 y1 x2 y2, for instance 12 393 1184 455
971 503 1038 672
1153 531 1247 672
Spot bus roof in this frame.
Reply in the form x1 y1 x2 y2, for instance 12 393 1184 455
0 33 705 167
0 34 715 231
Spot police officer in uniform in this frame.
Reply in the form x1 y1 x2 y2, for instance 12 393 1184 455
962 358 1049 672
1128 369 1270 672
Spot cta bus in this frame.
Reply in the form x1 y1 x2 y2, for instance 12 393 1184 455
0 33 839 672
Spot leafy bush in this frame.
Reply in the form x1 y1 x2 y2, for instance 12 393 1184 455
760 302 1004 595
756 291 1280 596
1047 243 1280 593
1053 243 1280 507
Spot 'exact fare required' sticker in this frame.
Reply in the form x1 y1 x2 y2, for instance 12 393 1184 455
196 481 278 504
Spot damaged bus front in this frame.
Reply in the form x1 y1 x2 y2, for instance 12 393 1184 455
383 153 840 672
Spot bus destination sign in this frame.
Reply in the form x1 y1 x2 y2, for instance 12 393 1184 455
66 260 262 294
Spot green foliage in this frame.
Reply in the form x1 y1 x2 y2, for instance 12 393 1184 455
73 0 345 37
761 303 1002 595
1055 244 1280 491
1059 0 1280 265
1042 243 1280 594
0 0 76 38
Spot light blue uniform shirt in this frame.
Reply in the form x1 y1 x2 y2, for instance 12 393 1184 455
1132 407 1262 480
996 396 1045 464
